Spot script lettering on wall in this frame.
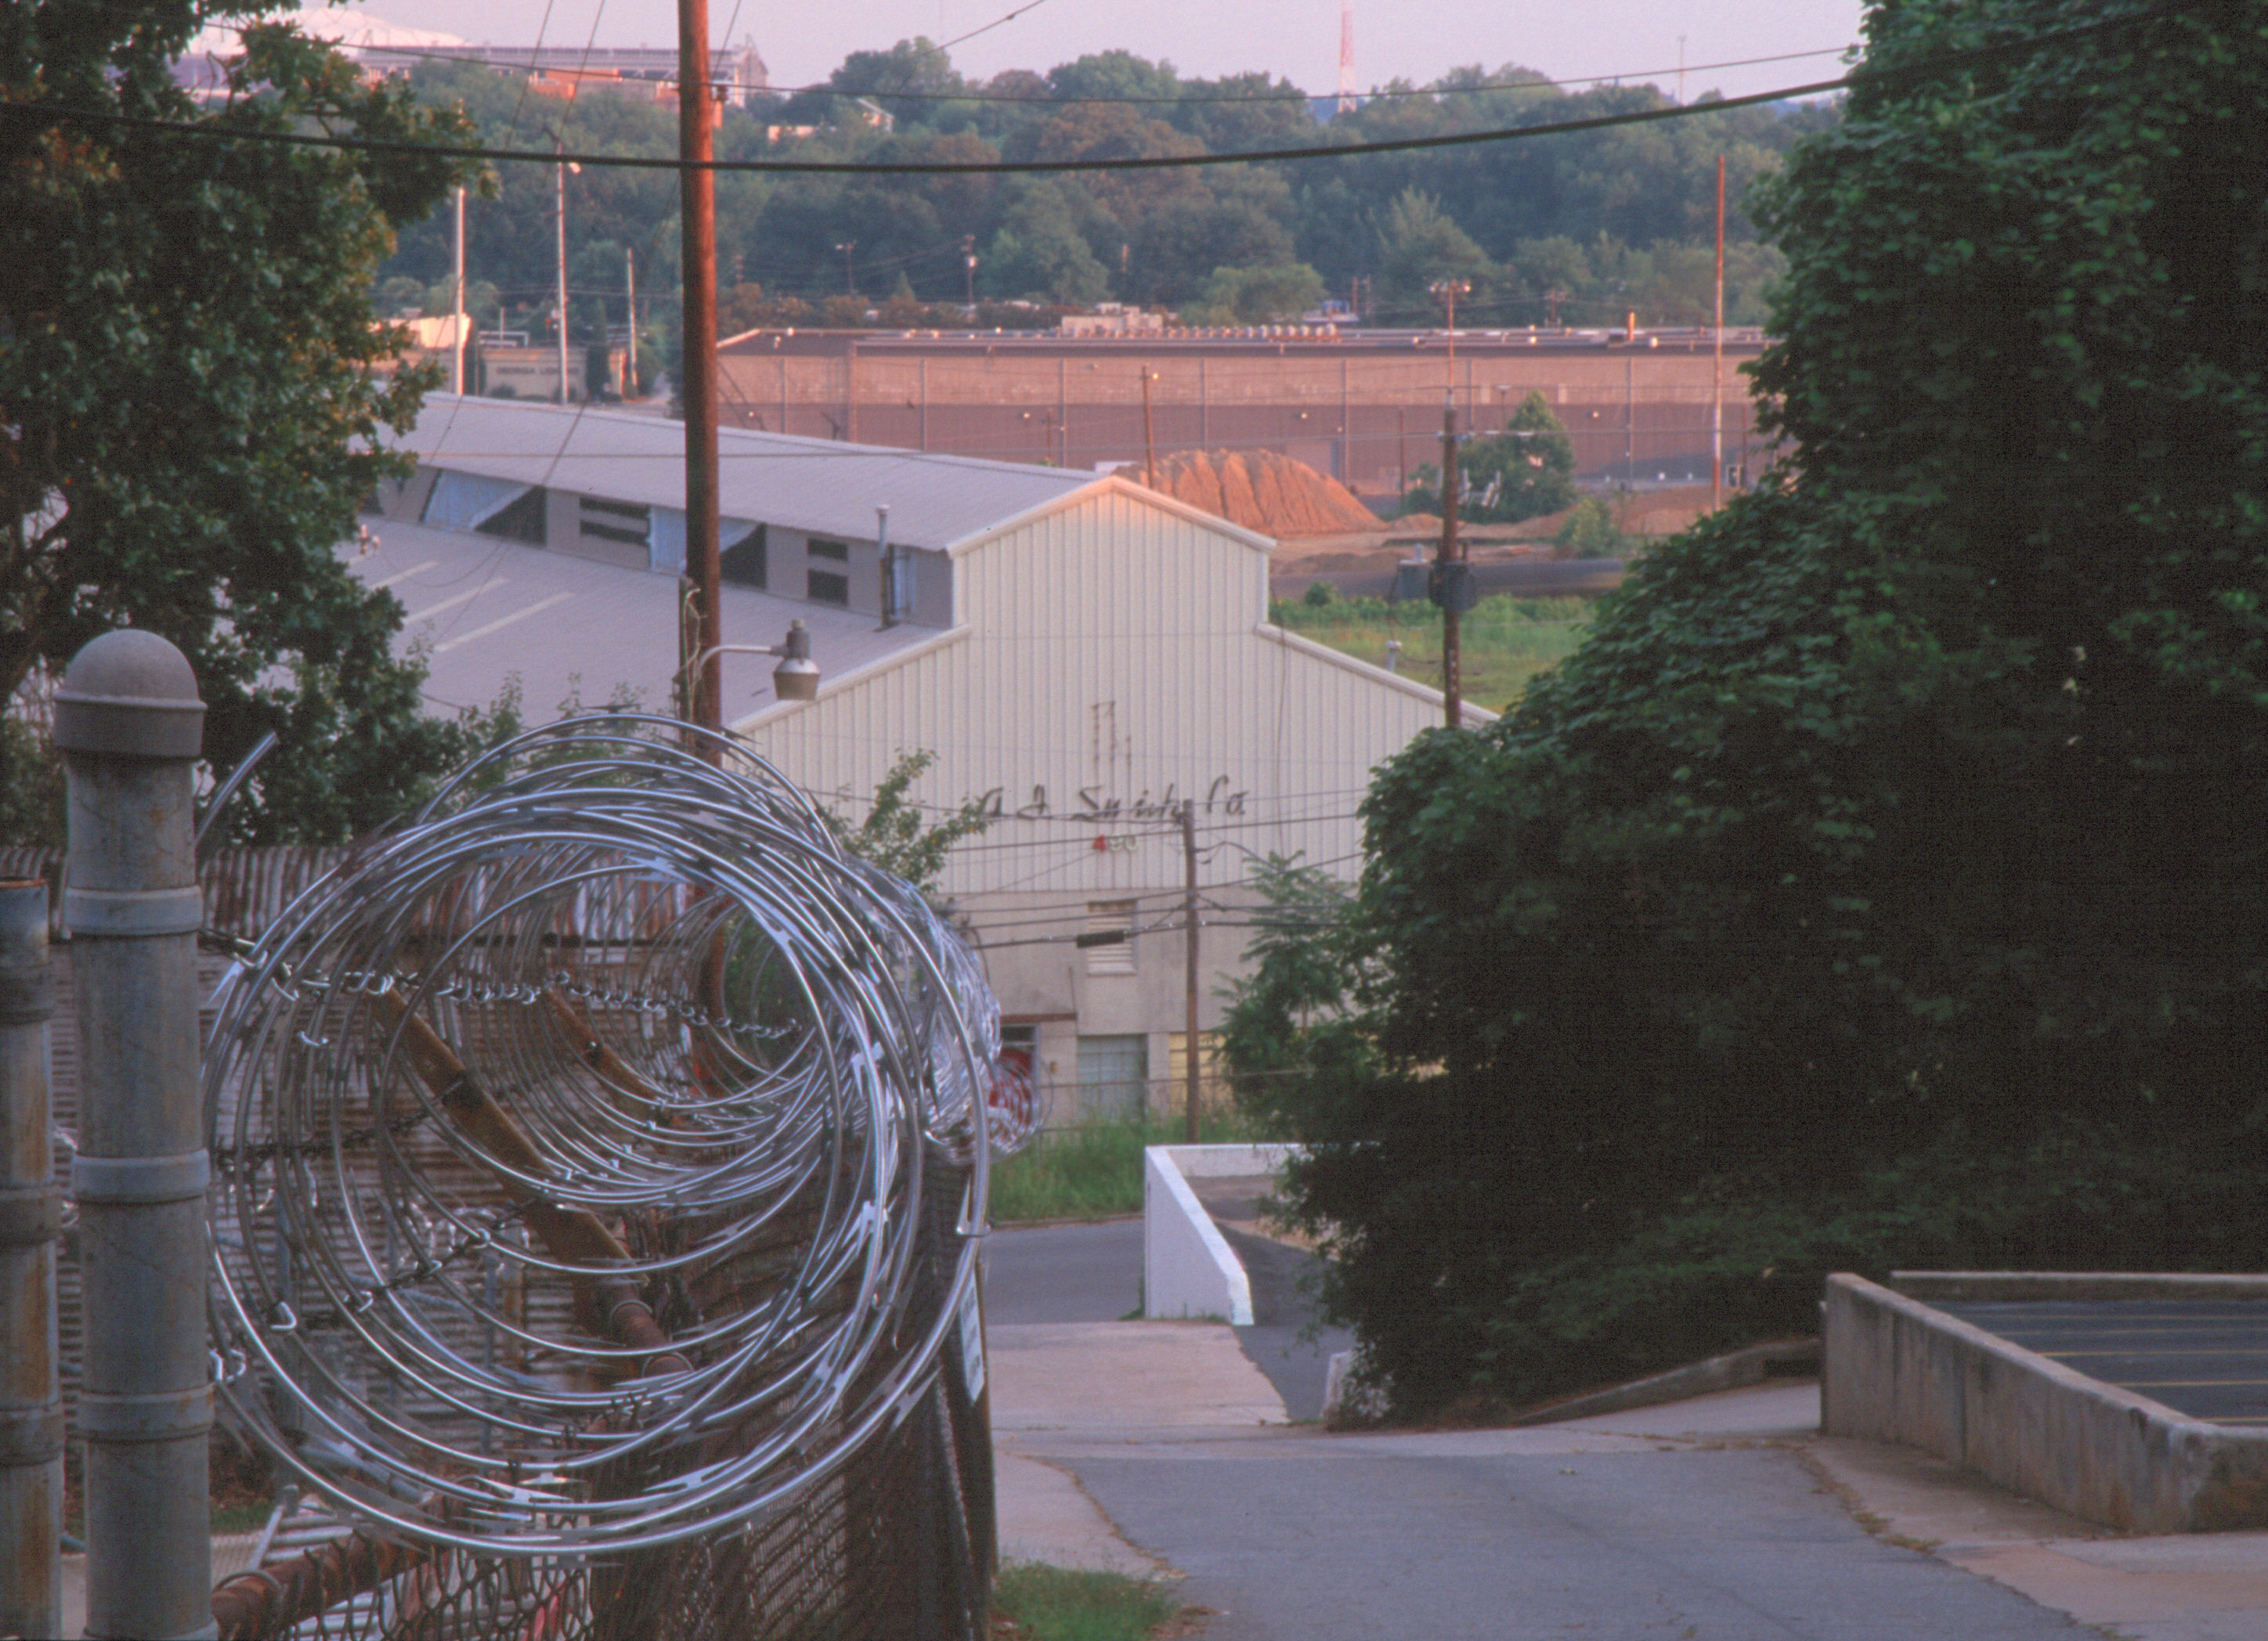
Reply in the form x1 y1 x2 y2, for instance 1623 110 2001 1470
979 775 1249 823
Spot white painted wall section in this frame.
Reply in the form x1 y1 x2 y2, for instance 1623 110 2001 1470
1142 1144 1305 1325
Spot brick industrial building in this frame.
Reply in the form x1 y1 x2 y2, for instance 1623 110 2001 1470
714 326 1776 495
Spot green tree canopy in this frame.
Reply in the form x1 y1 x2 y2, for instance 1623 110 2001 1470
1230 0 2268 1416
1401 393 1577 522
1187 262 1327 324
2 5 481 844
380 39 1832 326
1372 188 1496 321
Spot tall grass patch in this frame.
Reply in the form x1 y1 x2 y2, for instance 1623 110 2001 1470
991 1563 1179 1641
1271 593 1594 712
989 1111 1253 1224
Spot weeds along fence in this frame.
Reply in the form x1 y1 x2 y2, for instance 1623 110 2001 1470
10 715 1027 1640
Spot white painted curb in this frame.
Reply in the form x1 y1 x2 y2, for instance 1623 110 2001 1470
1141 1144 1303 1326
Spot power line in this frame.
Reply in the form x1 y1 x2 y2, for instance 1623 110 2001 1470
2 7 2180 180
934 0 1057 56
157 10 1856 110
693 41 1858 106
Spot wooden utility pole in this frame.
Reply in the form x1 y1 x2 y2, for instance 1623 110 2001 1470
554 138 571 407
1439 391 1461 728
1713 153 1725 513
451 185 466 395
678 0 721 743
1182 801 1201 1144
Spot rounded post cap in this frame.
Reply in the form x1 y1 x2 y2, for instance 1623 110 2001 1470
52 629 205 760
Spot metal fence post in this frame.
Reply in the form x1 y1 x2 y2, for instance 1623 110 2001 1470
54 631 214 1641
0 880 62 1639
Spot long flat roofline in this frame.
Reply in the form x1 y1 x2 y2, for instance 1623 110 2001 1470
722 327 1771 355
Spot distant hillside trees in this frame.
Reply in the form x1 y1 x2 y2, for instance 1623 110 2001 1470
377 45 1833 345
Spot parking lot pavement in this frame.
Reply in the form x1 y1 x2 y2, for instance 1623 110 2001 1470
1935 1299 2268 1426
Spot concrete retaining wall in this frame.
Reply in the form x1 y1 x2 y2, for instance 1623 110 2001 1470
1141 1144 1302 1325
1822 1273 2268 1532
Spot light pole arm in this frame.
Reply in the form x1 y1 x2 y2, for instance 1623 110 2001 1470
680 619 819 712
689 641 786 673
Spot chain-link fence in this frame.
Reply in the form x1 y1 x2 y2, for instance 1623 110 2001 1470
211 1176 992 1641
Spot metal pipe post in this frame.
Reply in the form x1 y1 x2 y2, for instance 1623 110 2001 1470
0 881 61 1639
53 630 214 1641
1182 802 1201 1145
1439 392 1462 728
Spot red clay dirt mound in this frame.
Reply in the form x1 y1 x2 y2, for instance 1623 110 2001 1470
1120 448 1381 539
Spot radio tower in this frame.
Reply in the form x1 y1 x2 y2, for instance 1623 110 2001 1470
1337 0 1356 114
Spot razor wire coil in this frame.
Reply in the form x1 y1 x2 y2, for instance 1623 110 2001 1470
201 717 1034 1561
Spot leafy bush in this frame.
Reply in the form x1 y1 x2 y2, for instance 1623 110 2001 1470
1402 393 1576 522
1229 0 2268 1418
1552 496 1631 560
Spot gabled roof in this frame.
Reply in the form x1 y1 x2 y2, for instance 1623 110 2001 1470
390 396 1101 550
941 472 1276 560
347 518 930 717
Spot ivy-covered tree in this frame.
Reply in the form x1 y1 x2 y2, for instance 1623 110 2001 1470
1235 0 2268 1416
1404 392 1576 522
2 4 481 844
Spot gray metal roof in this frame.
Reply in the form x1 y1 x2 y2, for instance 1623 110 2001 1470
349 518 931 720
389 396 1100 550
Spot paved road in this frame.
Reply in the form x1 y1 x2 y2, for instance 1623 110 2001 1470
981 1219 1350 1420
1218 1224 1353 1423
1031 1394 2096 1641
981 1220 1143 1325
1938 1299 2268 1425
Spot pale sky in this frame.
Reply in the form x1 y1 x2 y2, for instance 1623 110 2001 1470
343 0 1872 105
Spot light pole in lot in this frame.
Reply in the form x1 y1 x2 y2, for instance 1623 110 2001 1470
545 130 582 407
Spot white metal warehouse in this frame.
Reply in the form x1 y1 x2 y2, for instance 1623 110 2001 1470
363 396 1490 1121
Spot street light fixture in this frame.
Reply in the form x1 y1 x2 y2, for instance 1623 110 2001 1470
681 619 820 716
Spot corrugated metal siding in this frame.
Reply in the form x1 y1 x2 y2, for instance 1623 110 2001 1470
743 489 1458 897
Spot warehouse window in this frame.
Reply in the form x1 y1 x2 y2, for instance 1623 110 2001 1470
720 523 767 588
473 485 547 545
577 495 650 547
423 471 533 535
1075 1034 1147 1122
807 537 850 606
1082 901 1136 976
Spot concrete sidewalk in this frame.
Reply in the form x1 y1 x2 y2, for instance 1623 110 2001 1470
992 1326 2268 1639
